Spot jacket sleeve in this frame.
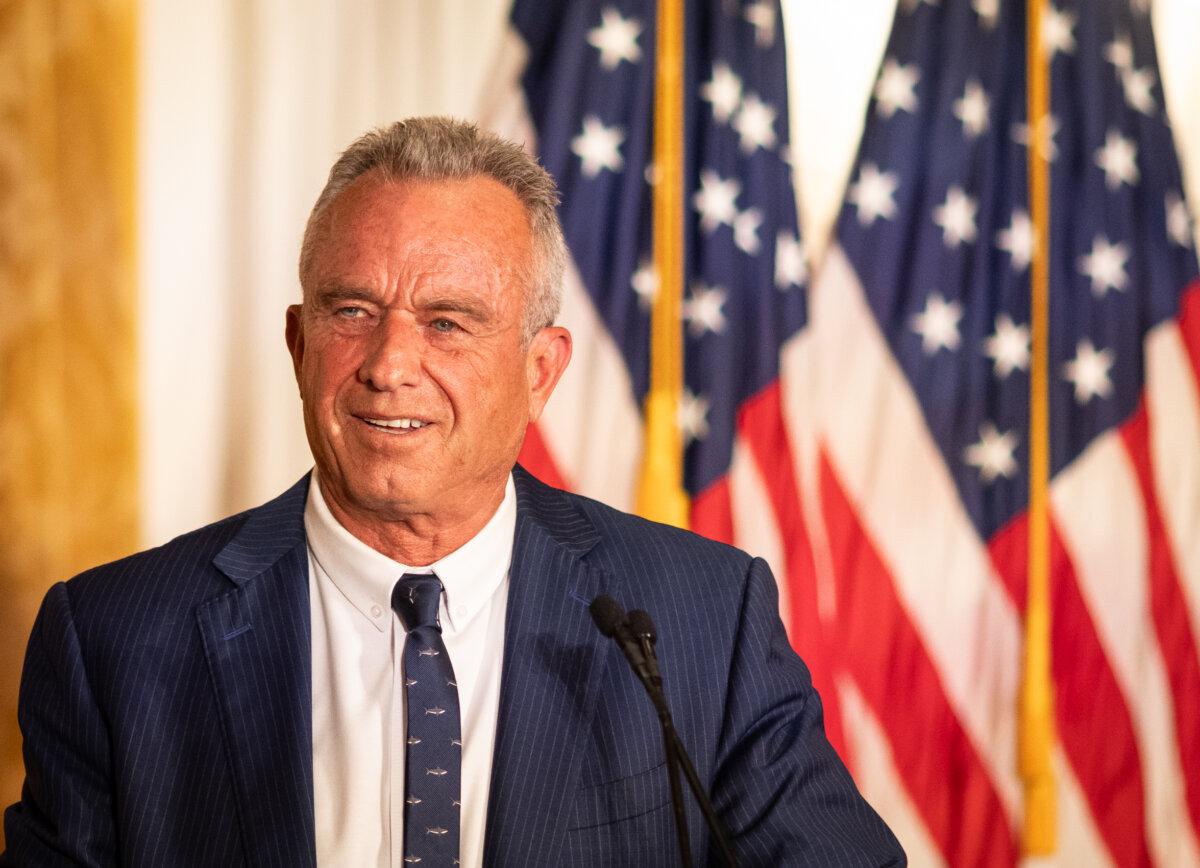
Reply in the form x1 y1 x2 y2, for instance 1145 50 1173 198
2 582 116 867
710 557 906 866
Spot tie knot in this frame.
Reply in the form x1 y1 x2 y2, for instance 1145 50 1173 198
391 573 444 632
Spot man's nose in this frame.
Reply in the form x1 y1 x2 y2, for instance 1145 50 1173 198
358 312 422 391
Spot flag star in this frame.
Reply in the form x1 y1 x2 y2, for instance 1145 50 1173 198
972 0 999 29
953 80 990 138
1041 6 1076 59
677 388 710 445
1166 192 1194 248
744 1 776 47
1077 236 1130 296
933 186 978 247
701 63 743 124
693 170 741 232
1012 114 1060 161
1064 340 1115 403
996 209 1036 271
1105 34 1133 72
733 208 763 254
733 93 778 153
1095 129 1139 190
683 283 728 337
631 259 658 309
774 232 807 289
1120 66 1156 114
984 314 1030 378
964 423 1019 483
911 293 963 354
571 116 624 177
873 59 920 119
848 162 899 225
587 7 642 70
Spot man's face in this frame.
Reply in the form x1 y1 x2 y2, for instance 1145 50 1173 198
286 173 569 537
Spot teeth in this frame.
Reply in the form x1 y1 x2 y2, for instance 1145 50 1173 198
365 417 426 430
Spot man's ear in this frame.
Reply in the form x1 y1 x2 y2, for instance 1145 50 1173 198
285 304 305 385
525 326 573 423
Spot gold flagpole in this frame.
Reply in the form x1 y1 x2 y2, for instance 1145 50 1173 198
636 0 690 527
1021 0 1057 854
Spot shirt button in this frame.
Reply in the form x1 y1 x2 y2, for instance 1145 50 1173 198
456 605 467 618
370 604 383 618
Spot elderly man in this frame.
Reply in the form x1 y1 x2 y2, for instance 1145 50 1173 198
3 118 902 867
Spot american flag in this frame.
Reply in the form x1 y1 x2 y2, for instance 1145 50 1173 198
483 0 1200 863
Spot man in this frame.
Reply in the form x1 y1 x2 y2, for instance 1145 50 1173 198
3 118 902 866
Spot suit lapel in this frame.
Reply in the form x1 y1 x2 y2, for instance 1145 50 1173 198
197 476 317 867
483 468 617 865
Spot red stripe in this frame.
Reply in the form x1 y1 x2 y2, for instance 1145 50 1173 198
691 475 734 545
1120 400 1200 841
988 515 1152 867
517 421 570 490
821 448 1017 866
1178 282 1200 393
738 381 847 761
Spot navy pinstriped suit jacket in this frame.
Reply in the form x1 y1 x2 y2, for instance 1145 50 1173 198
3 467 903 866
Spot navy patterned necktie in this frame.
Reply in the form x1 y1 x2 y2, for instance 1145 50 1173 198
391 573 461 866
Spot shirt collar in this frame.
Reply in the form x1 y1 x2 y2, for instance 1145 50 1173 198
304 469 516 634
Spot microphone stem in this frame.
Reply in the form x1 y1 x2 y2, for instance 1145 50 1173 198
662 719 693 867
637 636 738 868
668 728 738 867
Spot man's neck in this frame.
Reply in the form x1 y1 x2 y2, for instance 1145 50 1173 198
317 476 509 566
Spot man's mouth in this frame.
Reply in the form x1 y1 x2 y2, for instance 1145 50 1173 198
360 417 429 430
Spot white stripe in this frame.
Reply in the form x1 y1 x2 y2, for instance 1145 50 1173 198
1145 321 1200 672
537 259 642 510
836 677 946 868
804 244 1023 821
483 35 643 511
780 329 838 624
1051 434 1200 868
729 435 791 628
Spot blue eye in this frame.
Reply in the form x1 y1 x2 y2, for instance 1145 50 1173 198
432 318 458 333
335 306 366 318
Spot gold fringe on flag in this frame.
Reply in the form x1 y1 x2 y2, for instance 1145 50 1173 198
636 0 690 528
1020 0 1058 854
0 0 139 840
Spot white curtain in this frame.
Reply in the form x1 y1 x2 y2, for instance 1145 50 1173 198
137 0 1200 547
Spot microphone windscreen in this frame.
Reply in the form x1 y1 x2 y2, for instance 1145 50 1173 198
589 595 627 637
627 609 657 642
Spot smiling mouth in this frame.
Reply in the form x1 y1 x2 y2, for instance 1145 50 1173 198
360 416 430 431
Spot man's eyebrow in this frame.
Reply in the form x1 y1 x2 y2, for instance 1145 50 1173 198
420 296 494 322
312 286 379 305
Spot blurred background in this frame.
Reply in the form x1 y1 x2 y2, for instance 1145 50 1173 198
2 0 1199 863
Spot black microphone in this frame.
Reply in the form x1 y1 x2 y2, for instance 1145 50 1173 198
626 609 662 688
588 594 627 638
589 595 657 688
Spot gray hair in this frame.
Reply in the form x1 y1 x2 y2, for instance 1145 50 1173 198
299 117 566 343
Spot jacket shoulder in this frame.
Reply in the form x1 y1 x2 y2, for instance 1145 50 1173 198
513 466 756 598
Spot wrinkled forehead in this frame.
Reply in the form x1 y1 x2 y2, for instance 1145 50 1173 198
302 172 535 294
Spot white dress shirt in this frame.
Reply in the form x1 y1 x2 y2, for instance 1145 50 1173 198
306 469 514 868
